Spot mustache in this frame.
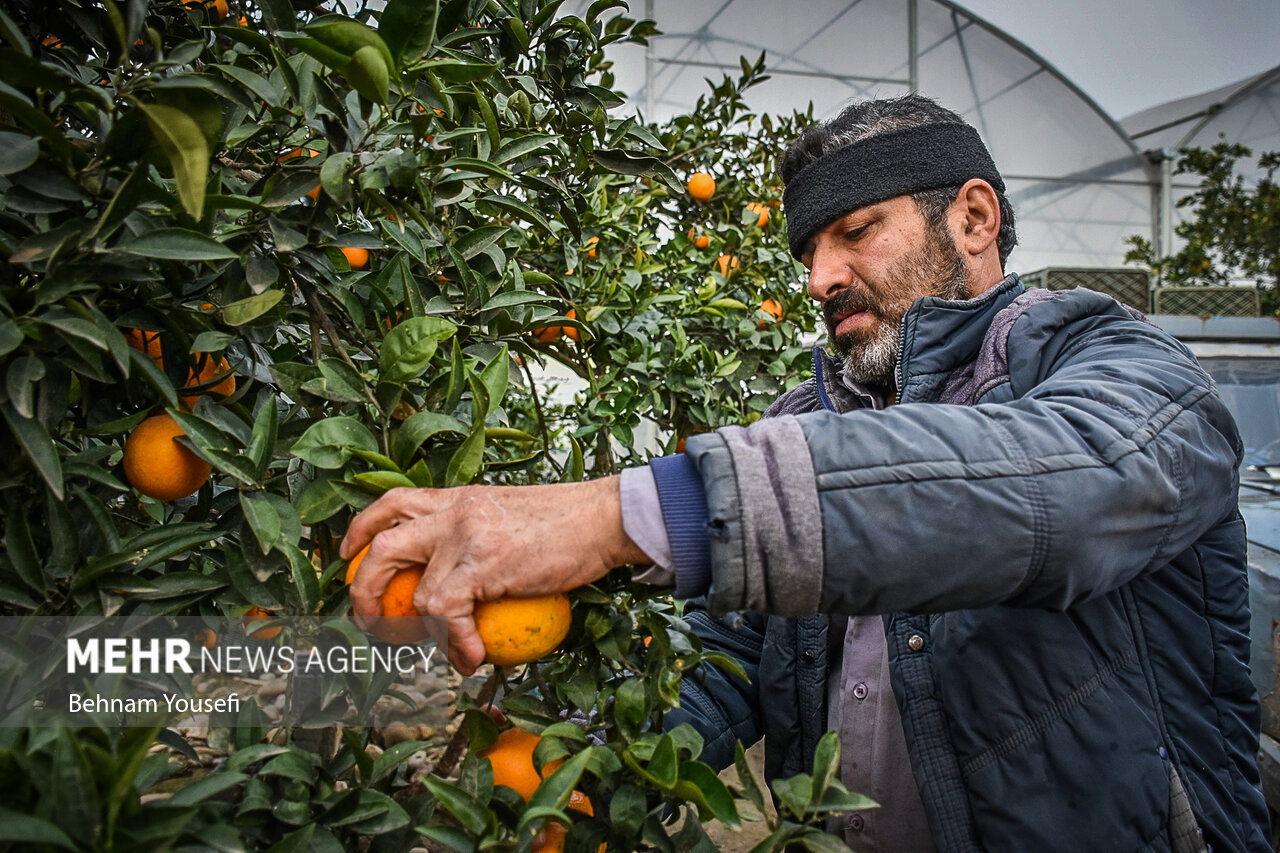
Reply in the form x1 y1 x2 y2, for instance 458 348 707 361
823 288 887 330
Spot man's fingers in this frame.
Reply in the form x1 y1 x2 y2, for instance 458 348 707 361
349 521 437 629
339 487 441 560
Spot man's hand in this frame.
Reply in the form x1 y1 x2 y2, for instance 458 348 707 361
339 477 650 674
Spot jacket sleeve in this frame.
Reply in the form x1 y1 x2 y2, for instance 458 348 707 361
664 600 766 771
683 295 1244 617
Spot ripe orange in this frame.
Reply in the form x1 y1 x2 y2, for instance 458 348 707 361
242 607 281 640
237 15 249 26
42 37 63 48
533 308 580 344
759 298 784 326
715 254 740 278
746 201 769 228
125 328 164 362
122 413 212 502
474 593 571 666
481 728 563 800
278 148 321 200
345 545 430 645
585 236 599 259
182 355 236 408
195 628 217 648
198 0 229 19
686 227 711 249
687 172 715 202
533 791 598 853
340 246 370 269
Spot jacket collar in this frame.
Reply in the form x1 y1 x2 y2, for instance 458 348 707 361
812 273 1025 409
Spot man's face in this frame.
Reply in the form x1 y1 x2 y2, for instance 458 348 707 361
800 195 970 389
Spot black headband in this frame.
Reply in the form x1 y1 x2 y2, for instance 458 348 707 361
782 123 1005 260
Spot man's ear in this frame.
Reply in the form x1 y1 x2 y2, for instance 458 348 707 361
951 178 1001 260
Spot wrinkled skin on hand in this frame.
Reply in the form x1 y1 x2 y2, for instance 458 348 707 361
340 477 650 674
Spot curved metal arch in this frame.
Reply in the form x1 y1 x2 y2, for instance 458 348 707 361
635 0 1144 157
1172 64 1280 149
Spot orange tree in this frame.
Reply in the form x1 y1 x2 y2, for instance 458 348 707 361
0 0 867 850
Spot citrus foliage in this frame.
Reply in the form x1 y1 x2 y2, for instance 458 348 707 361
1125 142 1280 314
0 0 856 849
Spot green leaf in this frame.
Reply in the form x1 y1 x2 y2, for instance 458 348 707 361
117 228 237 261
380 316 457 383
391 411 467 467
734 741 766 814
492 133 557 165
241 492 282 554
679 761 740 826
291 417 379 468
342 45 390 106
319 151 355 205
1 403 63 499
614 678 647 740
418 58 497 83
444 421 485 486
0 810 77 849
771 774 812 820
135 103 209 219
454 225 509 262
421 776 492 836
0 130 37 175
379 0 438 66
302 359 369 404
305 15 395 70
811 730 840 801
296 477 347 524
246 401 279 477
223 290 284 326
477 345 509 420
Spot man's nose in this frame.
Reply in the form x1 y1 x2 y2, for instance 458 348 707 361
806 242 851 303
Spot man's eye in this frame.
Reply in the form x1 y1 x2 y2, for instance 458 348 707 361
845 226 868 241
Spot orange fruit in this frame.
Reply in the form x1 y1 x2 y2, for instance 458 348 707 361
746 201 769 228
200 0 229 19
481 728 564 801
759 298 784 325
474 593 571 666
533 791 598 853
533 308 580 344
345 545 430 645
687 172 715 202
122 413 212 502
676 436 687 454
195 628 217 648
340 246 370 269
182 355 235 408
237 15 249 26
686 227 710 249
278 148 321 200
42 37 63 48
242 607 281 640
125 328 164 362
715 254 739 278
585 236 598 259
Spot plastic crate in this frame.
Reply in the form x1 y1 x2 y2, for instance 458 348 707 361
1021 267 1151 312
1153 286 1261 317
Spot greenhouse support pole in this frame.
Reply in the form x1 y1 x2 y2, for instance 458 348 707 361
645 0 655 117
908 0 919 92
1160 147 1175 264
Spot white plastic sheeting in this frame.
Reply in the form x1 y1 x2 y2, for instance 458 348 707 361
571 0 1169 272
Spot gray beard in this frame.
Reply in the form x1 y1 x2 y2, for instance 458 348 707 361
833 230 970 391
839 320 903 390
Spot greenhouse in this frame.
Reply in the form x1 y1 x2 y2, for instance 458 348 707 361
3 1 1280 851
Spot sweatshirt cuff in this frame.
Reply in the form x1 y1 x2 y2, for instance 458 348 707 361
618 466 675 585
649 454 712 598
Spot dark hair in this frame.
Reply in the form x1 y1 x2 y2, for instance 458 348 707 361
779 94 1018 267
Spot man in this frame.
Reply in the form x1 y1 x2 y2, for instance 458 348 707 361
343 95 1269 851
